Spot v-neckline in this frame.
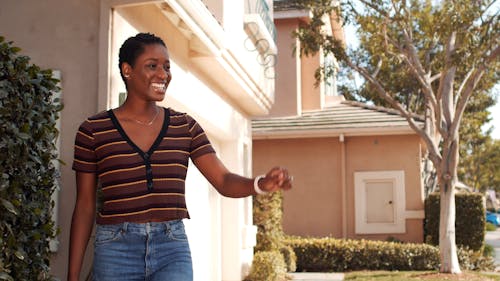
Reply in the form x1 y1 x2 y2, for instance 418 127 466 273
108 107 170 158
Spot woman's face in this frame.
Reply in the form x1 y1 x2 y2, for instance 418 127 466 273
124 43 172 102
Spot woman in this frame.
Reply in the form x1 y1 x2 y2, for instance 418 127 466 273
68 33 292 280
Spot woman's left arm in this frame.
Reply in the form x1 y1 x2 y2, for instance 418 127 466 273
192 153 292 198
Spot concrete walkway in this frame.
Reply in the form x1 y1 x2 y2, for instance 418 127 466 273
485 228 500 271
290 272 344 281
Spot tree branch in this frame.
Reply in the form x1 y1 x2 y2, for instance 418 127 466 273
450 44 500 138
398 25 439 124
430 73 441 83
344 56 442 162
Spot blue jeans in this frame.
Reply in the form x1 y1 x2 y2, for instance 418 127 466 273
92 220 193 281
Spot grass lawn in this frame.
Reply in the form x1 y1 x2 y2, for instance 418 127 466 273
344 270 500 281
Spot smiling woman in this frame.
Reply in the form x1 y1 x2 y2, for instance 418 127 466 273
67 32 293 281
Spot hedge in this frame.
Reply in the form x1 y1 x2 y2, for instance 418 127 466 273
244 251 288 281
0 36 61 280
284 236 494 272
424 192 485 251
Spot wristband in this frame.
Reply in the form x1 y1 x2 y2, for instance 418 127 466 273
254 175 268 195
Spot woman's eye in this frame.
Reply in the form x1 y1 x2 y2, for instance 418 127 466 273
147 64 157 70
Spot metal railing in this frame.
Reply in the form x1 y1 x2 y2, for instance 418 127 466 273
246 0 276 42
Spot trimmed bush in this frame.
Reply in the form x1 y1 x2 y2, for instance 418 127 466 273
253 191 284 252
285 236 440 272
250 190 294 280
424 193 485 251
245 251 288 281
280 245 297 272
486 222 497 231
0 36 60 280
483 244 495 258
457 247 495 271
284 236 494 272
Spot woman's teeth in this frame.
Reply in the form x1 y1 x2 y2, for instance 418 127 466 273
152 83 166 92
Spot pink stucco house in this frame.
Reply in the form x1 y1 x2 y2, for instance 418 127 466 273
252 1 426 243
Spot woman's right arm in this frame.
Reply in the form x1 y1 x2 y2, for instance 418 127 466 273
68 172 97 281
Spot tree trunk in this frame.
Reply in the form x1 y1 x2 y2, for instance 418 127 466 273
439 177 461 273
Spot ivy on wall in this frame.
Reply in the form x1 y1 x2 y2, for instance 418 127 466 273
0 36 61 281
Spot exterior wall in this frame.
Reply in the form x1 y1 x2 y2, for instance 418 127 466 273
1 1 271 280
0 1 101 279
301 52 322 111
345 134 424 242
253 134 424 243
253 138 343 237
269 18 301 117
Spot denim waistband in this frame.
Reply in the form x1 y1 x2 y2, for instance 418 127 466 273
97 219 184 235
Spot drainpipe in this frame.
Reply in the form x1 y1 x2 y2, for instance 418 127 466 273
339 133 347 238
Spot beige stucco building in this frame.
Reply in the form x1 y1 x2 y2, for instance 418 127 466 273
1 0 278 280
252 2 426 243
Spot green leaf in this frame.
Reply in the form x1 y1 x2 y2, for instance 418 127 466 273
17 132 30 140
0 198 18 215
14 250 24 261
0 273 14 281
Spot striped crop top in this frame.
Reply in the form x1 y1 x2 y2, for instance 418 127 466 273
72 107 215 224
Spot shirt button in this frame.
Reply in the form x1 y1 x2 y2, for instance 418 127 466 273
147 181 153 189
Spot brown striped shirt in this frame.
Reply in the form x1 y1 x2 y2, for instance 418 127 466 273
72 107 215 224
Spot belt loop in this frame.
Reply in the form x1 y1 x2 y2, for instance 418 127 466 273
122 222 128 233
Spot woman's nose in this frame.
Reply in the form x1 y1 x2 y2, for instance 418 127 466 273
158 68 171 81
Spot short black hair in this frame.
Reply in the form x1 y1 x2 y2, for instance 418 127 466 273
118 32 167 85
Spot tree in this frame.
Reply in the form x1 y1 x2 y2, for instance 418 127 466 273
456 79 498 194
460 136 500 193
291 0 500 274
324 0 498 197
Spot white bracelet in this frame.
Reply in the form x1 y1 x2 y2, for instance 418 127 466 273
254 175 268 195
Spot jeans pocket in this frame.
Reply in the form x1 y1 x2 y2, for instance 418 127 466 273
168 220 188 242
95 224 124 245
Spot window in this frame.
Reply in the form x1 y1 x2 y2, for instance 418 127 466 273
354 170 405 234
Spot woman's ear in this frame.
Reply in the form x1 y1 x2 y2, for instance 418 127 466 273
121 63 132 78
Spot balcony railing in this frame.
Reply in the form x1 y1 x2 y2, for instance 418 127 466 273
246 0 276 43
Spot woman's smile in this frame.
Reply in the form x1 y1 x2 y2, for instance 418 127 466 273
151 82 167 93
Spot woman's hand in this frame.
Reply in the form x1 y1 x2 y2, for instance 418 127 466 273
257 167 293 193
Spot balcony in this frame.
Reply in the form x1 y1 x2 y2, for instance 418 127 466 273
244 0 277 55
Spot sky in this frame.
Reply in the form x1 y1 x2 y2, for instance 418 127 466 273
486 87 499 139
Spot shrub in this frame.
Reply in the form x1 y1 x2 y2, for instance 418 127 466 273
251 190 292 280
245 251 288 281
483 244 495 258
285 236 440 272
284 236 495 272
424 193 485 251
280 245 297 272
458 247 495 271
0 36 61 280
253 191 284 252
486 222 497 231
